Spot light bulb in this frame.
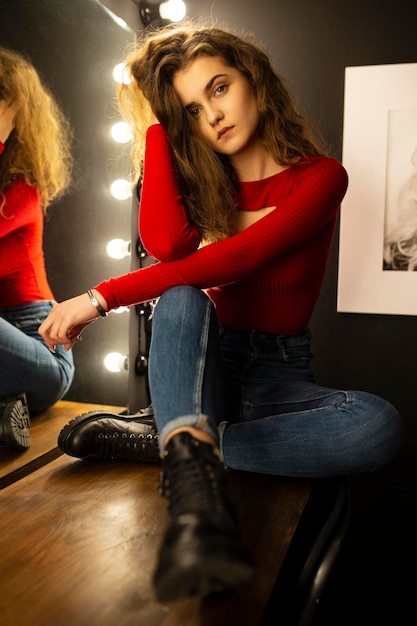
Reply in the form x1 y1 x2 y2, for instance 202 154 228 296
106 239 131 259
159 0 186 22
110 178 132 200
111 121 133 144
113 62 131 85
104 352 128 373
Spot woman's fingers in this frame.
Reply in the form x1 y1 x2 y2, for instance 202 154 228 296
64 320 96 351
38 294 100 349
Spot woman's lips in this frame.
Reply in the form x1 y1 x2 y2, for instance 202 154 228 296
218 126 234 140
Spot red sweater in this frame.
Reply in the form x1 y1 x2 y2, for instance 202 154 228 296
0 142 54 307
96 125 348 335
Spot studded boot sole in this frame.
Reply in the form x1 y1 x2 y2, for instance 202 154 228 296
0 392 31 449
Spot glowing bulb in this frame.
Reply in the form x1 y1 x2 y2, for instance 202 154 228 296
113 62 131 85
111 121 133 144
110 178 132 200
104 352 128 373
106 239 131 259
159 0 186 22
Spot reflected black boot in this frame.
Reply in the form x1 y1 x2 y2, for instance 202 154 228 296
153 432 254 602
0 392 31 449
57 406 160 462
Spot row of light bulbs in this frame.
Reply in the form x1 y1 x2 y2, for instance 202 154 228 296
109 62 134 203
108 65 133 264
104 1 188 374
103 60 134 374
109 2 189 196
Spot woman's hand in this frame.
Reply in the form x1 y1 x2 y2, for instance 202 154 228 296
0 100 18 144
38 292 107 352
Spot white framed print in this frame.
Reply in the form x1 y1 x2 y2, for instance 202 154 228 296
337 62 417 315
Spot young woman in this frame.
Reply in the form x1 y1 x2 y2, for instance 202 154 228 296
39 23 404 602
0 47 74 449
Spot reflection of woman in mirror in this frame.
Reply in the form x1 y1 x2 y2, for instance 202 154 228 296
384 147 417 270
39 23 404 601
0 47 75 449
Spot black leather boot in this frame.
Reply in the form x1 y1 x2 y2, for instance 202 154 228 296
57 406 160 462
0 392 31 449
153 432 254 602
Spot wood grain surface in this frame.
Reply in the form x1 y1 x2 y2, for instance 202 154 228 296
0 401 312 626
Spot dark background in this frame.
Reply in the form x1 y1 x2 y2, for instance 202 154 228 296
1 0 416 623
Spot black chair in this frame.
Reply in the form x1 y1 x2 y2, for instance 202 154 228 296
261 478 351 626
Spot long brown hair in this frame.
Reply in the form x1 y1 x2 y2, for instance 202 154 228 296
117 22 324 241
0 46 73 212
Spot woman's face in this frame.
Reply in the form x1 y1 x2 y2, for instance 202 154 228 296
173 55 261 159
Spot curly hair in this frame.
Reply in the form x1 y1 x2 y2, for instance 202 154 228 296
384 148 417 271
0 46 73 213
117 21 325 241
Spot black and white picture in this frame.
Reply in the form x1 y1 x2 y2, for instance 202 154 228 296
383 109 417 271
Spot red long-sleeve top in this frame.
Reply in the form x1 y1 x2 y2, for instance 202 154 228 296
0 142 54 307
96 125 348 335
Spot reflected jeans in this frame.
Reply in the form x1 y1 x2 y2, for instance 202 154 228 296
149 286 404 477
0 301 74 413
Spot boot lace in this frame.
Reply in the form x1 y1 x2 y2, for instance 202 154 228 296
96 429 159 462
161 440 227 518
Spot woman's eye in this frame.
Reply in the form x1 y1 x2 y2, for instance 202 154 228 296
214 84 227 96
190 107 200 118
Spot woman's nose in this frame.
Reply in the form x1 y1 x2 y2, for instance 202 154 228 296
207 107 224 126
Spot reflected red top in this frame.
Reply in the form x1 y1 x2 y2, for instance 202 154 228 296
0 142 54 307
96 125 348 334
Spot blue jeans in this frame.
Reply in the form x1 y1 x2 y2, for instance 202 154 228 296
149 286 404 477
0 301 74 413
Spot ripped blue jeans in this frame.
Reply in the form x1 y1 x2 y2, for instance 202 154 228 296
0 301 74 413
148 286 404 477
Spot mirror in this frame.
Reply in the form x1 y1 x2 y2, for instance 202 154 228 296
0 0 136 406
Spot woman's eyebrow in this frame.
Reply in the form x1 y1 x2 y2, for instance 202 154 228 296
204 73 228 94
184 73 228 111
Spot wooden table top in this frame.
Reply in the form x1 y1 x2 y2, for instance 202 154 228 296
0 400 312 626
